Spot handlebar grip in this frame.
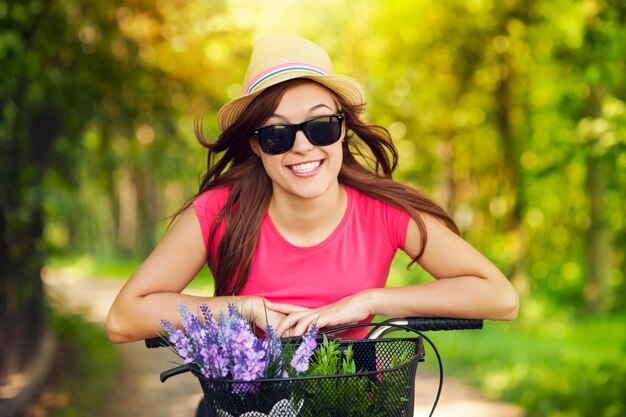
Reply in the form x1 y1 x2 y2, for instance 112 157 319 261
406 317 483 331
145 337 169 348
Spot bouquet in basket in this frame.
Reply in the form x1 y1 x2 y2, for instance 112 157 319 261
161 301 418 417
160 301 318 385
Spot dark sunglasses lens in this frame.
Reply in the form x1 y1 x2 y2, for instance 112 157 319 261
305 116 342 145
258 125 294 154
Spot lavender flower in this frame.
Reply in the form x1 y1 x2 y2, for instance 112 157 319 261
198 304 228 378
264 325 285 378
199 303 219 333
161 319 196 364
265 325 282 361
161 301 321 393
290 325 318 373
160 319 176 335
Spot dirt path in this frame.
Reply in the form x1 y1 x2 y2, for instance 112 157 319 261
43 272 523 417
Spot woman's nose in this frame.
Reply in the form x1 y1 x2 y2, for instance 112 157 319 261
290 130 314 153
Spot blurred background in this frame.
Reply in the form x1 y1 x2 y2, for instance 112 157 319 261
1 0 625 416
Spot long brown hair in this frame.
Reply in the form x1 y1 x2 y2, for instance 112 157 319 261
182 79 459 296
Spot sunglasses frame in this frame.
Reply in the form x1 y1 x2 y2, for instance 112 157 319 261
252 113 345 155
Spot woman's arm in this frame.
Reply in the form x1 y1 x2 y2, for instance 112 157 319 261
367 214 519 320
105 208 280 343
269 213 519 336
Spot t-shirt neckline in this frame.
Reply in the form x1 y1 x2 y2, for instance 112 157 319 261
264 186 355 252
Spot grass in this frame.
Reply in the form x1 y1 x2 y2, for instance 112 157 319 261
425 306 626 417
48 253 626 416
387 252 626 417
46 254 214 291
46 255 139 280
24 310 120 417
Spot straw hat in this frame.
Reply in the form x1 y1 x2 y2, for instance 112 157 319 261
217 33 365 131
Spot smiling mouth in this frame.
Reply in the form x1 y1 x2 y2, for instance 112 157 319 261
288 160 322 173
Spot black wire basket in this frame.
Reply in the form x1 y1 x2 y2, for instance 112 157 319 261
188 336 424 417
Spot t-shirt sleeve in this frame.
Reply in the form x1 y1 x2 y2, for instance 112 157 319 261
192 187 230 252
384 202 411 250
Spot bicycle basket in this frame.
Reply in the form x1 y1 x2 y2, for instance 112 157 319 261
194 336 424 417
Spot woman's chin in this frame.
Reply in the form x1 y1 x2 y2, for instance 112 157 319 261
274 179 339 201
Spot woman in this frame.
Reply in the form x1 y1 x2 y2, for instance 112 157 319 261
106 33 518 343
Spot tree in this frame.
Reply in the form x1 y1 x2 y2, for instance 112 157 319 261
0 0 229 392
575 1 626 311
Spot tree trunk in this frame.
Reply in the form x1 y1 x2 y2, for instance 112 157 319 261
132 166 160 256
0 4 59 391
0 101 60 393
435 125 457 216
584 86 612 312
118 167 138 256
495 45 529 297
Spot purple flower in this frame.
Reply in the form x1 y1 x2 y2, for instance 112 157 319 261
166 328 195 364
199 343 228 378
174 301 207 366
160 319 176 335
265 325 282 361
161 302 322 393
179 302 204 342
264 325 286 378
224 307 268 382
195 304 227 378
290 325 318 373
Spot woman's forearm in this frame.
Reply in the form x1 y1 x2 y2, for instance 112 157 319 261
367 276 519 321
106 292 260 343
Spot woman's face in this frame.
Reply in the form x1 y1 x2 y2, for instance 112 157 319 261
251 81 345 201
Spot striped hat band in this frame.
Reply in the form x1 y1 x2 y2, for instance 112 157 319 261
246 63 329 95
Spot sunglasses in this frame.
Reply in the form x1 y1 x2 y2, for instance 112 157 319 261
252 113 344 155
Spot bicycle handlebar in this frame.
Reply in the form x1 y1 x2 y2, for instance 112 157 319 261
144 316 483 349
406 317 483 331
145 337 169 348
366 317 483 339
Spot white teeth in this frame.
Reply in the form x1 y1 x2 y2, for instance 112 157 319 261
289 161 321 173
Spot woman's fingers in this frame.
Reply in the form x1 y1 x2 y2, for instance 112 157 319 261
276 308 343 336
293 315 320 336
265 302 310 314
254 309 286 332
273 294 371 337
276 311 315 336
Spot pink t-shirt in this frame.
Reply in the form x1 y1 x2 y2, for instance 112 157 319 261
193 186 410 339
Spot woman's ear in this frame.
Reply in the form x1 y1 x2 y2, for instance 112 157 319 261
249 139 261 157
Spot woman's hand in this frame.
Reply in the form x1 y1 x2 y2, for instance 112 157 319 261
266 291 374 337
248 297 288 333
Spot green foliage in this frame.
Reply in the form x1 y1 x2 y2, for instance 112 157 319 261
18 0 622 313
299 336 414 417
308 335 357 377
4 0 626 413
426 301 626 417
46 310 120 417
